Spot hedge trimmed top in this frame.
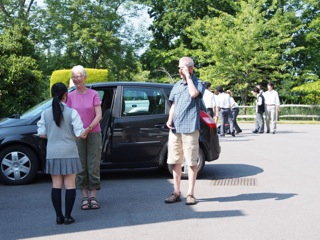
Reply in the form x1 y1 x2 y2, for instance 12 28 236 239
50 68 109 88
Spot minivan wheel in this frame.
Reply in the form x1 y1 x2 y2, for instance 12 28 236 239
0 145 38 185
167 148 205 179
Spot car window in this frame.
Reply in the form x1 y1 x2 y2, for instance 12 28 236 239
97 90 104 101
122 87 166 116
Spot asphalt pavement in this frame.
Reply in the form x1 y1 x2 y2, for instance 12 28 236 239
0 123 320 240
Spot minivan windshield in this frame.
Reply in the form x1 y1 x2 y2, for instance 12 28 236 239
20 98 52 119
19 87 76 120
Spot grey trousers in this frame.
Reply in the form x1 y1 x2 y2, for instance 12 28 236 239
255 112 264 132
265 105 277 132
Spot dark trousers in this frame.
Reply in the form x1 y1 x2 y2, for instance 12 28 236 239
206 108 214 118
231 108 241 132
219 108 234 134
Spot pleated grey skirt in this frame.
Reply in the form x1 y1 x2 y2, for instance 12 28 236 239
45 158 82 175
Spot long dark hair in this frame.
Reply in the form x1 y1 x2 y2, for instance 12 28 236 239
51 82 67 127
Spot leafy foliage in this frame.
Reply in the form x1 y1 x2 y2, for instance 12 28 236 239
292 80 320 104
187 0 304 105
141 0 236 78
0 26 45 117
38 0 148 81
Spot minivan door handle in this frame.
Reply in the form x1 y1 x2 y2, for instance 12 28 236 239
155 123 166 128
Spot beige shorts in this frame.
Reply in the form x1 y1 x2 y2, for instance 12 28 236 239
167 130 200 166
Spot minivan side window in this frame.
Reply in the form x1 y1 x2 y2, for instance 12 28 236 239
122 87 166 116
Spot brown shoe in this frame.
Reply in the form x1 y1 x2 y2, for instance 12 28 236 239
186 195 197 205
165 192 181 203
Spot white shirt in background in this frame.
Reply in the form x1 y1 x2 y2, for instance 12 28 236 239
230 97 239 108
217 92 231 108
203 89 216 109
263 90 280 106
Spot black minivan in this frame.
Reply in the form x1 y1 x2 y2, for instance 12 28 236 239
0 82 221 185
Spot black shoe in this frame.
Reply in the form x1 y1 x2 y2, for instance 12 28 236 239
231 131 235 137
236 130 242 134
220 134 225 137
64 217 75 225
259 131 264 134
272 131 275 134
56 216 64 225
267 130 270 133
252 130 258 133
165 192 181 204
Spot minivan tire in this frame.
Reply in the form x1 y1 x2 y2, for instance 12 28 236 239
0 145 39 185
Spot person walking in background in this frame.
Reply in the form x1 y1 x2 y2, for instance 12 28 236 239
67 65 102 210
216 86 235 137
165 56 205 205
37 82 86 225
203 81 216 118
252 87 265 133
226 90 242 134
213 89 220 124
264 82 280 134
257 84 263 94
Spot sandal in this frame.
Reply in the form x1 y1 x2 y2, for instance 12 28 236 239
81 197 90 210
90 197 100 209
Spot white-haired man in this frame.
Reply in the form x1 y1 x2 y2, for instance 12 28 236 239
165 57 205 205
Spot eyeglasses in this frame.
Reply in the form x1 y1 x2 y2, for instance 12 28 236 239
72 75 83 79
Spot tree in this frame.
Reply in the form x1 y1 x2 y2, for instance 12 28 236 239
0 0 153 116
140 0 236 78
38 0 149 81
0 26 45 117
0 1 46 117
185 0 304 106
289 0 319 82
290 0 320 105
292 80 320 104
142 0 319 104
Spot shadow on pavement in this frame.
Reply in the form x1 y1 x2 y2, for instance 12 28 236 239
0 162 265 239
200 163 264 179
0 166 245 240
199 192 298 202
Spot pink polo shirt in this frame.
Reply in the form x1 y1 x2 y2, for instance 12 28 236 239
67 88 101 132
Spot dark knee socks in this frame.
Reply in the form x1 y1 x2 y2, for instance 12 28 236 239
52 188 76 218
65 189 76 218
51 188 63 218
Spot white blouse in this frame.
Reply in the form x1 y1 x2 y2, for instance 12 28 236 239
37 103 84 137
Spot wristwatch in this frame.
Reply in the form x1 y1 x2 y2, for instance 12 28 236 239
88 126 93 130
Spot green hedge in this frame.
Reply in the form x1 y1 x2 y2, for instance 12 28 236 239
50 68 109 89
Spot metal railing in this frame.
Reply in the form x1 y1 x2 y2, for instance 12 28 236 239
237 104 320 121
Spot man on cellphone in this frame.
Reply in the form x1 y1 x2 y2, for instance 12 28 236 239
165 56 205 205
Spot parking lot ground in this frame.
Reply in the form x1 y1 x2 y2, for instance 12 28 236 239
0 123 320 240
